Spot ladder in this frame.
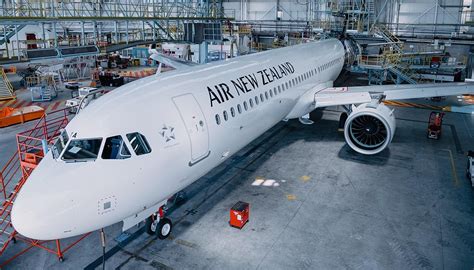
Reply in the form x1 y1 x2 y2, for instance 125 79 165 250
0 68 15 101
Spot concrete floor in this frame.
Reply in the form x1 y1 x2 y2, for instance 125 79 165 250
0 74 473 269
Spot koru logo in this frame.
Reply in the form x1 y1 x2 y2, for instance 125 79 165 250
159 125 175 142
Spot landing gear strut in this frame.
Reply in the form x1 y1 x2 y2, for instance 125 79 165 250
145 206 172 239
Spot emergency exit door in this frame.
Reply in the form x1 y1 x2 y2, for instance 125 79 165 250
172 94 210 165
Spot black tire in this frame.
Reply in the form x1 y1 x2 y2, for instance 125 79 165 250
145 215 159 235
157 218 172 240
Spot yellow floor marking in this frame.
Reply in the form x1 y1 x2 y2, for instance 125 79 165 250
300 175 311 182
286 194 296 201
444 149 459 187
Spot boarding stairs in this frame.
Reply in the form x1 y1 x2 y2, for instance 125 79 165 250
0 68 16 101
0 109 70 260
0 25 25 46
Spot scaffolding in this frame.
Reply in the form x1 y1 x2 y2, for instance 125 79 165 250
0 0 233 59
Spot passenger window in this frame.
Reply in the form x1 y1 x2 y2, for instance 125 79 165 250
230 107 236 117
215 114 221 124
260 93 264 102
265 91 269 99
249 98 254 108
102 135 131 160
62 138 103 161
126 132 151 155
223 110 228 121
269 89 273 97
278 85 281 93
274 88 277 96
285 82 288 89
255 96 259 105
237 104 242 114
244 101 248 110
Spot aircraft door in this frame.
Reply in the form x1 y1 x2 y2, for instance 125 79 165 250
172 94 210 165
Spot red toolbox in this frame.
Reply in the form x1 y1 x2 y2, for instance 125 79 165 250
229 201 249 229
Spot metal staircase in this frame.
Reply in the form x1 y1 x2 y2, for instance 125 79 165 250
0 68 16 101
146 21 176 41
388 65 419 84
371 24 403 54
0 109 69 261
371 24 419 84
0 25 25 46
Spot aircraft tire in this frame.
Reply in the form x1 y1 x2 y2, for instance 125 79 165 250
157 218 172 240
145 215 159 235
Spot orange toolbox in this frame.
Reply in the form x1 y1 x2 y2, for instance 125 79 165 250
229 201 249 229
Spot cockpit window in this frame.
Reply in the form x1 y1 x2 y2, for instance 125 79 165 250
62 138 103 161
52 130 69 159
126 132 151 155
102 135 131 160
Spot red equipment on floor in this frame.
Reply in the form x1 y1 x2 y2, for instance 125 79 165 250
229 201 249 229
427 111 445 140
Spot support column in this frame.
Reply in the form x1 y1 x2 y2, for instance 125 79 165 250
126 21 129 44
115 21 119 44
4 27 9 59
15 25 20 60
81 21 85 46
93 21 98 45
199 41 208 64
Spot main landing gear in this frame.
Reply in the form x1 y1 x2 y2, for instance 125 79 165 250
145 206 173 239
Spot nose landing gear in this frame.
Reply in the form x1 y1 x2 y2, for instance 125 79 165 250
145 206 173 239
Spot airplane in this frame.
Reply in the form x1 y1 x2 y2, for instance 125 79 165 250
11 37 474 241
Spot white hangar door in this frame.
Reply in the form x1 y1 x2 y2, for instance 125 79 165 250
172 94 210 165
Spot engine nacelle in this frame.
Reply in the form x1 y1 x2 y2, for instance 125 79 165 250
344 103 396 155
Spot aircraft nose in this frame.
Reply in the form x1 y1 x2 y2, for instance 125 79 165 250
11 176 77 241
11 189 54 240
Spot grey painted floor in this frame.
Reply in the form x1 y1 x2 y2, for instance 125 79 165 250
0 105 473 270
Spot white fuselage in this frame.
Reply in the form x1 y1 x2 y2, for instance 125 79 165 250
12 39 345 240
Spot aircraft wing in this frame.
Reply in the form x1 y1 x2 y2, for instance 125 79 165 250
148 47 198 71
313 82 474 108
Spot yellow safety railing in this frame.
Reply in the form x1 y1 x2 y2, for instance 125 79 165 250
0 68 15 101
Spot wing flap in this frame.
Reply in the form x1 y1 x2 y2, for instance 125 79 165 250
314 82 474 108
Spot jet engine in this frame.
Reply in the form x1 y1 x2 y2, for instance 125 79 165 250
344 103 396 155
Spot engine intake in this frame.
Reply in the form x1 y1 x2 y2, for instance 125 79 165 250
344 103 396 155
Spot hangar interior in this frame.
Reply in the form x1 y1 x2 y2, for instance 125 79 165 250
0 0 473 269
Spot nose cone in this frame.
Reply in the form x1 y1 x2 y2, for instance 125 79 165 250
11 179 67 240
11 190 47 240
11 158 78 240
